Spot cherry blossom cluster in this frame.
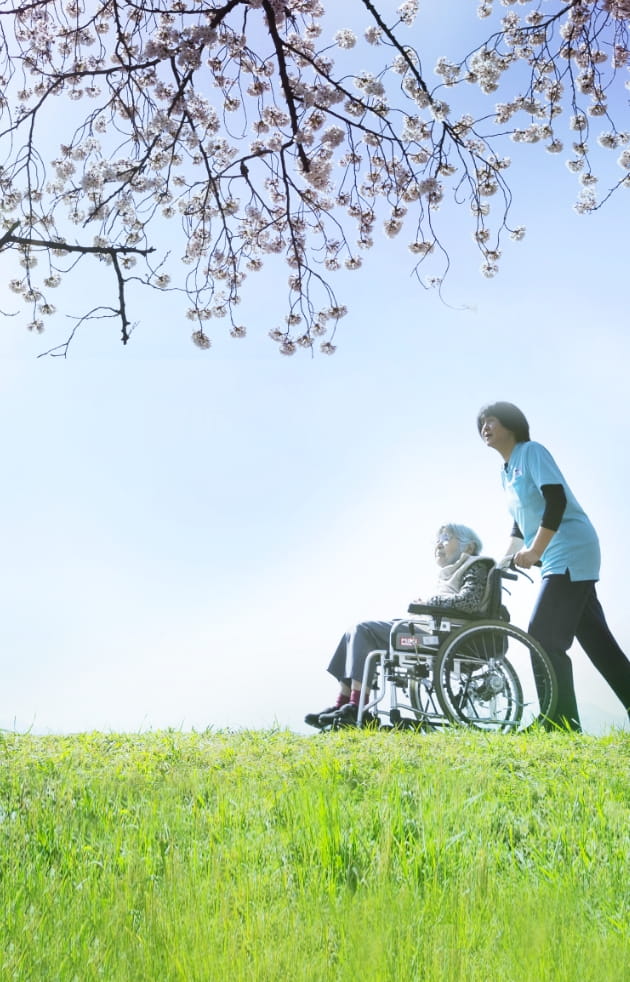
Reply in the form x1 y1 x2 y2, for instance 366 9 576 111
468 0 630 218
0 0 627 354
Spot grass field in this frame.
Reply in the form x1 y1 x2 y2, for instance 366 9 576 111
1 727 628 981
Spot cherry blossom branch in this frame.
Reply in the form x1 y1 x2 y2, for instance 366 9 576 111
261 0 311 174
0 0 627 356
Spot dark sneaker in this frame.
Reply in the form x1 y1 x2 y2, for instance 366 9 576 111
332 703 359 727
322 703 378 728
335 704 378 728
305 706 339 729
318 703 355 727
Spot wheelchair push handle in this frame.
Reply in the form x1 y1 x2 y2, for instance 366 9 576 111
499 567 518 581
502 557 540 583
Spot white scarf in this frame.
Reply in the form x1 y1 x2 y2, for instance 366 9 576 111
434 553 481 597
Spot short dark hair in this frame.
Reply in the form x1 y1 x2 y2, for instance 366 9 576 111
477 402 530 443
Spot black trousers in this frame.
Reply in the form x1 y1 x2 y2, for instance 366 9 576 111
528 571 630 729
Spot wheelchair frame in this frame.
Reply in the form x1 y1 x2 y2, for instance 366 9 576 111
356 566 558 732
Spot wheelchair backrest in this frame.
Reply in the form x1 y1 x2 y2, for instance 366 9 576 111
479 566 504 619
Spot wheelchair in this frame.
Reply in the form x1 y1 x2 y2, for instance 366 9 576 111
356 566 558 732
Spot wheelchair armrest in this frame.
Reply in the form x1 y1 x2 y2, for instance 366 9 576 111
407 602 473 620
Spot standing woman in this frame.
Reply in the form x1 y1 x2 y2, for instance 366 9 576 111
477 401 630 731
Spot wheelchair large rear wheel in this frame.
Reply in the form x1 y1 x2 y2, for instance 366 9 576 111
433 620 558 732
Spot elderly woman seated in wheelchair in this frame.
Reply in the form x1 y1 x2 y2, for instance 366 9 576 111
305 522 558 732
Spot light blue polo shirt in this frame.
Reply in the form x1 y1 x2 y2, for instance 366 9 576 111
501 441 600 581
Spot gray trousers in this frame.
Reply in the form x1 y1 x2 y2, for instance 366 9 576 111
327 620 393 685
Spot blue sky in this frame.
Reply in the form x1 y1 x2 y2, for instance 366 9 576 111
1 1 629 735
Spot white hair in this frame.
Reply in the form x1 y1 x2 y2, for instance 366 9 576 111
438 523 483 556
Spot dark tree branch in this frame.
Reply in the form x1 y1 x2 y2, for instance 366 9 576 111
0 0 626 356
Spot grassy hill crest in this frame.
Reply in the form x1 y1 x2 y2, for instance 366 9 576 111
1 728 629 980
